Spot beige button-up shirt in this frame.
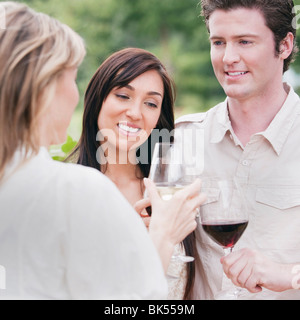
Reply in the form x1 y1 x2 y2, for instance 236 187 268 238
175 83 300 300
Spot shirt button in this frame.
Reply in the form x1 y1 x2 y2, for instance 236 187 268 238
242 160 249 166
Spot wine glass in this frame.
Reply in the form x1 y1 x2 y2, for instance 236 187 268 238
147 142 195 264
199 178 249 300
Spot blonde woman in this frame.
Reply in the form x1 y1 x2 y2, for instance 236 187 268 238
0 2 204 299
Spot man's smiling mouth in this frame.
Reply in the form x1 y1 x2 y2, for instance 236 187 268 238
226 71 248 76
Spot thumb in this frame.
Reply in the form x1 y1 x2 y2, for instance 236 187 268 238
144 178 160 203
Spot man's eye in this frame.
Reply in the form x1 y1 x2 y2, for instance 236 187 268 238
240 40 252 45
213 40 224 46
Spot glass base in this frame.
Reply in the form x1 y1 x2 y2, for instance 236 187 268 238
214 288 242 300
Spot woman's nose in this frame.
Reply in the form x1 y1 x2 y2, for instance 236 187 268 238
126 102 143 120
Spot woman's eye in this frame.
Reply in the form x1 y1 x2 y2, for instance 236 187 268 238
145 102 158 108
116 94 129 100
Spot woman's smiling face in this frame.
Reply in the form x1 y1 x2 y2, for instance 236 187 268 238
97 69 164 154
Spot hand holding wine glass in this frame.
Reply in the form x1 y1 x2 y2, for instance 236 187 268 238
199 178 249 299
143 177 205 274
146 142 205 264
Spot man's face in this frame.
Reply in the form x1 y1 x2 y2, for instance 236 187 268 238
208 8 285 102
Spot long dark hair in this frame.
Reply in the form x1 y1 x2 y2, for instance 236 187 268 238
69 47 196 299
71 48 175 176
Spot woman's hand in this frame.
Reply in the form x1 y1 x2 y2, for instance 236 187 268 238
143 178 206 272
134 197 151 229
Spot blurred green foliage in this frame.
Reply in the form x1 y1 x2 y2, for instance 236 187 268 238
14 0 300 130
50 135 77 161
17 0 225 116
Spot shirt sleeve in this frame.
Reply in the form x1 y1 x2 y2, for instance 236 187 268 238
64 169 168 300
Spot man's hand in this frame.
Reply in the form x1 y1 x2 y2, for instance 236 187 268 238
221 248 298 293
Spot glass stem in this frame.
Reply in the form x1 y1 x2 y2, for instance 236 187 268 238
221 246 243 299
223 246 234 256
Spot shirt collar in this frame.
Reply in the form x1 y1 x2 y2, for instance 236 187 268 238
261 84 300 155
210 83 300 155
210 97 233 144
3 147 50 180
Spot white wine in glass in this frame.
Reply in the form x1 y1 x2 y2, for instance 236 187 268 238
148 142 195 264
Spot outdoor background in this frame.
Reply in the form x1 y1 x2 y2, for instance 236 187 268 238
13 0 300 141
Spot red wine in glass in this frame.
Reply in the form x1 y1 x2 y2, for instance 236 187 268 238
199 178 249 299
202 220 248 250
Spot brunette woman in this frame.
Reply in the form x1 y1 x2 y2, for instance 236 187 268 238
70 48 199 299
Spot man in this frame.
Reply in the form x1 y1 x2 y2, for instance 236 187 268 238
176 0 300 299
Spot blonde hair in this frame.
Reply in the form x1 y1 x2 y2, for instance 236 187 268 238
0 2 86 180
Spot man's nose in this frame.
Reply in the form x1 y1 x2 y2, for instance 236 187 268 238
223 43 240 65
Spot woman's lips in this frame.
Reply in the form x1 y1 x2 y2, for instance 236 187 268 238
118 122 141 136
